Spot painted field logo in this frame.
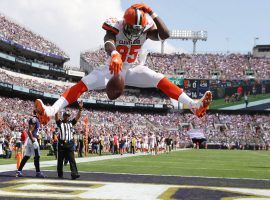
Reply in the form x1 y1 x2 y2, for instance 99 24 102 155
159 187 259 200
0 179 103 199
0 179 269 199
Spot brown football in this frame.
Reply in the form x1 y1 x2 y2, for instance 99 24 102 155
106 75 125 100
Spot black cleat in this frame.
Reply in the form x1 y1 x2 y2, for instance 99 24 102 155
71 174 80 180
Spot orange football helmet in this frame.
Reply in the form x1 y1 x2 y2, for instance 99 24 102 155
123 7 148 40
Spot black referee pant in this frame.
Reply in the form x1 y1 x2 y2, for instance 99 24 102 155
57 141 78 178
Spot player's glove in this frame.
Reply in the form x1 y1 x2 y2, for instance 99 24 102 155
131 3 153 14
109 51 123 75
33 140 39 149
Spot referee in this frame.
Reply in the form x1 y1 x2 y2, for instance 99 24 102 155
55 100 83 180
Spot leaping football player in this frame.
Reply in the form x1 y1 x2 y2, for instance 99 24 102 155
35 3 212 125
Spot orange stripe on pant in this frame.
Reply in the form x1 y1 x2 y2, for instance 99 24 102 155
157 77 183 100
16 152 22 170
62 80 88 104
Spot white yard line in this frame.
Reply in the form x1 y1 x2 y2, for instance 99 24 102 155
0 149 189 173
219 98 270 110
0 153 144 173
68 171 270 182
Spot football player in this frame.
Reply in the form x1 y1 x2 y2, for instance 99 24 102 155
149 132 156 155
35 3 212 125
16 110 46 178
142 133 149 154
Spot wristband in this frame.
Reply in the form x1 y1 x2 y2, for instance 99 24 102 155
151 12 158 19
111 50 119 56
104 40 115 48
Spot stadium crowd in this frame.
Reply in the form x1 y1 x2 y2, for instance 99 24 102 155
81 48 109 68
0 68 171 105
0 13 68 58
81 48 270 80
0 12 269 81
0 96 269 159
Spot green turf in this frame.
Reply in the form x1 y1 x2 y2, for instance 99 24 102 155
0 150 56 165
47 149 270 179
210 93 270 109
0 150 110 165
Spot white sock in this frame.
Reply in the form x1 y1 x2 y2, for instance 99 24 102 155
178 92 196 108
46 96 69 116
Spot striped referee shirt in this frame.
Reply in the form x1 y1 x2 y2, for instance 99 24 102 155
56 119 77 142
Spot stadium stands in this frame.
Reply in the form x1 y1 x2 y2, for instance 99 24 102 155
81 48 270 80
0 13 68 59
0 68 171 105
0 96 269 152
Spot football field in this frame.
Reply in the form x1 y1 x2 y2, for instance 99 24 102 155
210 93 270 110
46 149 270 179
1 149 270 199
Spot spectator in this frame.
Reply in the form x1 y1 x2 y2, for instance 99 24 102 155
99 134 104 156
131 135 136 154
237 85 243 98
78 131 84 157
52 128 59 159
244 94 249 108
252 85 257 96
0 134 4 158
113 134 119 154
3 135 12 159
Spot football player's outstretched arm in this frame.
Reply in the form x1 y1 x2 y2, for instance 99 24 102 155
132 3 170 41
28 124 36 143
147 15 170 41
104 30 123 75
75 100 83 122
55 112 60 122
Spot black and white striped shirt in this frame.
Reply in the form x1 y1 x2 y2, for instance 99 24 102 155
56 119 77 142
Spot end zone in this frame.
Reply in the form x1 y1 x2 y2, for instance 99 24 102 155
1 170 270 200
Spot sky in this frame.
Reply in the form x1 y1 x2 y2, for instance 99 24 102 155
0 0 269 66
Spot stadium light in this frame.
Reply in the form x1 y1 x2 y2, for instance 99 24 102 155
170 30 207 40
254 37 259 47
164 30 208 54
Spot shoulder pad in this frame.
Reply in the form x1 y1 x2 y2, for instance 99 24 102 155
102 17 121 34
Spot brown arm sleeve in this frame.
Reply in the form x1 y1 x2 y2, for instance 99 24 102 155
147 16 170 41
104 31 117 56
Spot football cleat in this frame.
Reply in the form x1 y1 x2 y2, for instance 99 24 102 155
191 91 212 118
15 171 23 177
71 174 80 180
35 99 50 125
36 172 46 178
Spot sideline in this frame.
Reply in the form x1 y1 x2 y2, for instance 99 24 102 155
219 98 270 110
0 149 189 173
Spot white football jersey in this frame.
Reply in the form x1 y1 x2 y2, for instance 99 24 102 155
102 16 154 65
149 135 155 143
143 135 148 143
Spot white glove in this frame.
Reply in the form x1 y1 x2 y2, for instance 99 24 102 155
33 140 39 149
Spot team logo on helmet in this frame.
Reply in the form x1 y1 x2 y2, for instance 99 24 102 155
123 7 147 40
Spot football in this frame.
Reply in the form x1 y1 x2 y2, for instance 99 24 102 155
106 75 125 100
